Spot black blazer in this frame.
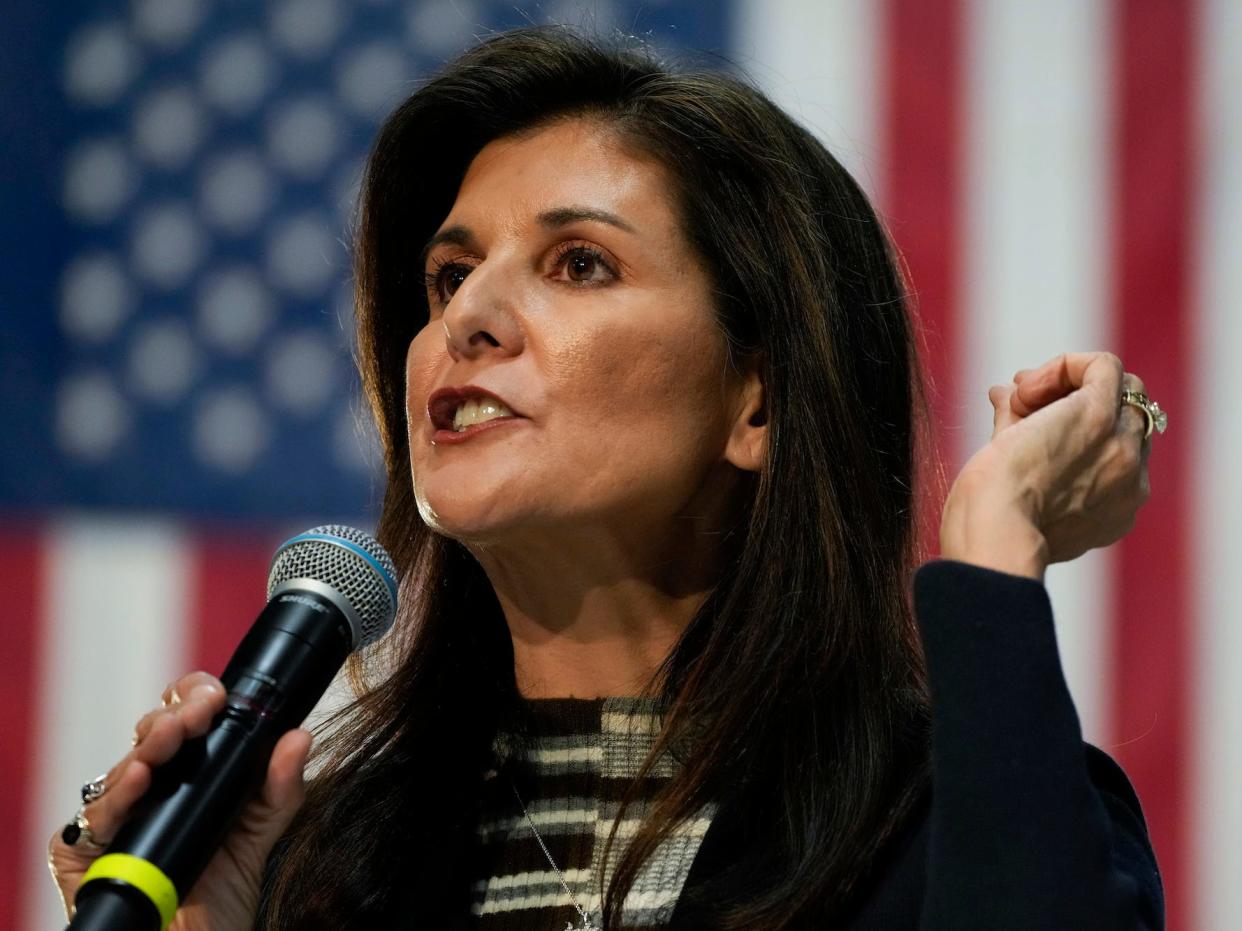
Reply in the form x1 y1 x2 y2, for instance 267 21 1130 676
670 561 1164 930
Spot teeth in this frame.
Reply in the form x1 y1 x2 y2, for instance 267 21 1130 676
452 398 514 431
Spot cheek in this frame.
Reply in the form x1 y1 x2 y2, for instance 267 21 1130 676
404 328 442 417
545 317 729 457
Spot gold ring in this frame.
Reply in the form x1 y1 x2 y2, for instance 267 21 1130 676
1121 389 1168 440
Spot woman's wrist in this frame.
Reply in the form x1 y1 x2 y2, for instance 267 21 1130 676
939 475 1049 582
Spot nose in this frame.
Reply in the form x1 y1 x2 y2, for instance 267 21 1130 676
440 260 524 362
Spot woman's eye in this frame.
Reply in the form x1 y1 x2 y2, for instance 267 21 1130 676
425 262 472 303
556 246 615 284
443 265 470 296
567 252 597 281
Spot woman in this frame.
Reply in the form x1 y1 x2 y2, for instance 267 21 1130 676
51 27 1164 930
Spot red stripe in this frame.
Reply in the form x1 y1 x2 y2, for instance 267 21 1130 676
881 0 965 554
188 532 282 679
0 525 45 930
1110 2 1197 928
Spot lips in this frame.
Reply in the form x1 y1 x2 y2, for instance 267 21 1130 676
426 385 524 432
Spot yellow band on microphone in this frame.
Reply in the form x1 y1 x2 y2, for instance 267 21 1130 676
81 852 179 929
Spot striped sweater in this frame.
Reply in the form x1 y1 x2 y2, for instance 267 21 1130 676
469 698 714 930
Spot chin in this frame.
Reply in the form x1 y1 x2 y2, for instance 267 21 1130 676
413 484 521 544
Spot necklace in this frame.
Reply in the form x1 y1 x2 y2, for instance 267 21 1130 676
511 782 601 931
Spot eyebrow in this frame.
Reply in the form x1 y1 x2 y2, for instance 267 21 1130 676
536 206 636 234
419 225 475 270
418 206 637 268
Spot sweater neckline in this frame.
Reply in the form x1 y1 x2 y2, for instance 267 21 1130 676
490 695 665 772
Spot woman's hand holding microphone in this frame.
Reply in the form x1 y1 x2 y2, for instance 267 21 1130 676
48 524 394 930
48 671 312 931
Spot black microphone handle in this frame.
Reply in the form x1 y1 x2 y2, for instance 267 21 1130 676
64 883 157 931
68 589 353 931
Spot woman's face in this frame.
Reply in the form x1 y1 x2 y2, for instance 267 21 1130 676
405 118 761 545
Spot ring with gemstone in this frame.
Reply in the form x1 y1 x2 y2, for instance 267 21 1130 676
1121 389 1167 440
80 773 108 804
61 807 105 850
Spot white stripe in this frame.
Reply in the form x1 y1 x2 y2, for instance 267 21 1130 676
23 519 190 931
473 888 588 915
473 868 599 915
600 710 660 733
598 815 714 842
474 867 596 891
960 0 1113 743
475 883 688 917
1193 0 1242 926
473 867 685 916
731 0 881 194
526 745 602 766
620 888 681 911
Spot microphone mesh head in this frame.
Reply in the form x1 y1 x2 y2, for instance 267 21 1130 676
267 525 398 648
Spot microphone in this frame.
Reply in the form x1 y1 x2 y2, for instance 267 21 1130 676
68 525 398 931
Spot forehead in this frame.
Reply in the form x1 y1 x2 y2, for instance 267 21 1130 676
446 119 677 230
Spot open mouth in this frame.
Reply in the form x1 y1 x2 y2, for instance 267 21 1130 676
427 385 523 434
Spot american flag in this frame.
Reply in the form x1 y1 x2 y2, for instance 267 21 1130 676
1 2 1235 928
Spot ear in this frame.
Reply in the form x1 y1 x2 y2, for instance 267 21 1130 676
723 359 766 473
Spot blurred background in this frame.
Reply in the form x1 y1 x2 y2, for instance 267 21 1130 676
1 1 1236 928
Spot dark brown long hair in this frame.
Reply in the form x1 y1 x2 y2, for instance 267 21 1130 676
259 26 935 929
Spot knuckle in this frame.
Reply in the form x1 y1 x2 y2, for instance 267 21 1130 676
140 705 164 724
141 708 175 740
1085 399 1114 435
157 708 187 735
131 720 153 751
1116 439 1141 473
106 753 132 787
135 707 162 737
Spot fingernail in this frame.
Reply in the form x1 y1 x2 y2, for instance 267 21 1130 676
189 683 220 702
